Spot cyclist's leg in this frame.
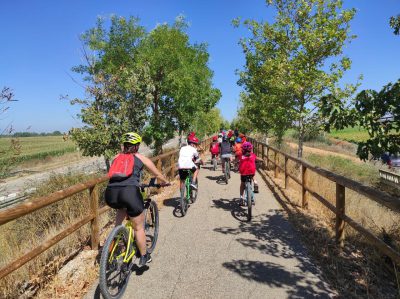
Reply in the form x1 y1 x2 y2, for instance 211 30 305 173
105 186 126 226
130 212 146 255
178 169 186 189
115 209 127 226
192 167 199 184
119 186 147 256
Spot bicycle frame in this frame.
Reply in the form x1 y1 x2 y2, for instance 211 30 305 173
185 172 192 201
108 221 136 264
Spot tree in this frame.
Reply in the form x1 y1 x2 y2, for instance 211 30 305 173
0 87 20 178
321 80 400 160
190 107 226 138
390 15 400 35
70 16 152 167
70 16 221 160
137 17 220 153
235 0 357 157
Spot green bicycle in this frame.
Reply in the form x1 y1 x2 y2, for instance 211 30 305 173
180 169 198 216
99 178 168 299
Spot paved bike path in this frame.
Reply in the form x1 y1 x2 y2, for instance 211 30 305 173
85 162 336 298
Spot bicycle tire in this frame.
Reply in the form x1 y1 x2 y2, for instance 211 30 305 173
224 161 229 184
213 158 217 171
145 200 159 253
191 179 198 203
246 182 252 221
99 225 132 299
227 161 231 179
180 182 188 216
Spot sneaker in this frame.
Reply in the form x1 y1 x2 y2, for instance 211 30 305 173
253 183 259 193
239 197 245 206
138 253 152 267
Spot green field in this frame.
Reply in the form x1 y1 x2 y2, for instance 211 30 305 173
0 136 77 165
328 127 369 143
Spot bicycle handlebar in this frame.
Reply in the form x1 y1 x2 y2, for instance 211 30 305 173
139 178 171 188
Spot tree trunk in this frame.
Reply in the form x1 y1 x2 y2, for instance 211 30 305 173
104 157 111 171
298 123 304 158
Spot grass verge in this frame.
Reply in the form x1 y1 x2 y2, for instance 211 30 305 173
258 162 400 298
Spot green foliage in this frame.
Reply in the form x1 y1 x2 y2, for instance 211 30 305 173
190 108 227 138
236 0 358 156
70 16 220 157
390 15 400 35
137 17 220 153
322 79 400 160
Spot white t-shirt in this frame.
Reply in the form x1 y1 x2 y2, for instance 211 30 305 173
178 145 199 169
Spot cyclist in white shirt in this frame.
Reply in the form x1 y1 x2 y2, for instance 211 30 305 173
178 135 201 190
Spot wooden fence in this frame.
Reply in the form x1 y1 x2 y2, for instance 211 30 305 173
0 137 212 280
249 137 400 265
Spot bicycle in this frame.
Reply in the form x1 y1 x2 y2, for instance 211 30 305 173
222 157 231 184
242 175 255 221
180 169 198 216
99 178 168 299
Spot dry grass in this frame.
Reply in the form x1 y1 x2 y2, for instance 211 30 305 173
0 173 110 299
260 155 400 298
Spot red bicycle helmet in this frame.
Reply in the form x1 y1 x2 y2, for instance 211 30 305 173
212 136 218 141
242 142 253 151
188 135 199 144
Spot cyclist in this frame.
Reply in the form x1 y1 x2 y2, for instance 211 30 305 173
239 133 247 144
238 142 259 205
105 132 170 267
178 135 201 190
217 132 223 143
210 136 220 162
234 137 243 168
220 135 232 175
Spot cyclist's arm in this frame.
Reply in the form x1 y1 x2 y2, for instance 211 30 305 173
136 153 169 184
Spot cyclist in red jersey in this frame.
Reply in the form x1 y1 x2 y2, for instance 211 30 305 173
238 142 259 204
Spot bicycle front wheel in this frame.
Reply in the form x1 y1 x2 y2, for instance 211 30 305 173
145 200 159 253
213 158 217 171
180 182 188 216
99 225 132 299
246 182 252 221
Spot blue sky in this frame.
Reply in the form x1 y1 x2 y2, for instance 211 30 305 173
1 0 399 133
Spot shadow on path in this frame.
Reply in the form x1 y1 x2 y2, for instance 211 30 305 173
222 259 331 298
162 197 186 218
212 198 248 222
213 202 334 297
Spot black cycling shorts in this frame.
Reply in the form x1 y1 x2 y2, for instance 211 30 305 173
105 185 144 217
179 168 196 180
241 175 254 183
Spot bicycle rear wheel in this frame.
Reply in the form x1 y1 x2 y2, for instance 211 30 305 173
145 200 159 253
213 157 217 171
246 182 252 221
180 181 188 216
191 179 198 203
99 225 132 299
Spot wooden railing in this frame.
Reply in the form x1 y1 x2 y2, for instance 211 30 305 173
0 137 212 280
249 137 400 265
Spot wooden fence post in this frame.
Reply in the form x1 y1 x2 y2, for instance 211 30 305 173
284 157 288 189
89 186 99 250
170 154 175 178
266 147 270 170
262 145 266 170
336 183 346 247
301 164 308 209
274 151 278 178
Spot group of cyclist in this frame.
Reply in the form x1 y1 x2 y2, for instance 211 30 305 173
209 129 258 203
104 129 258 269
